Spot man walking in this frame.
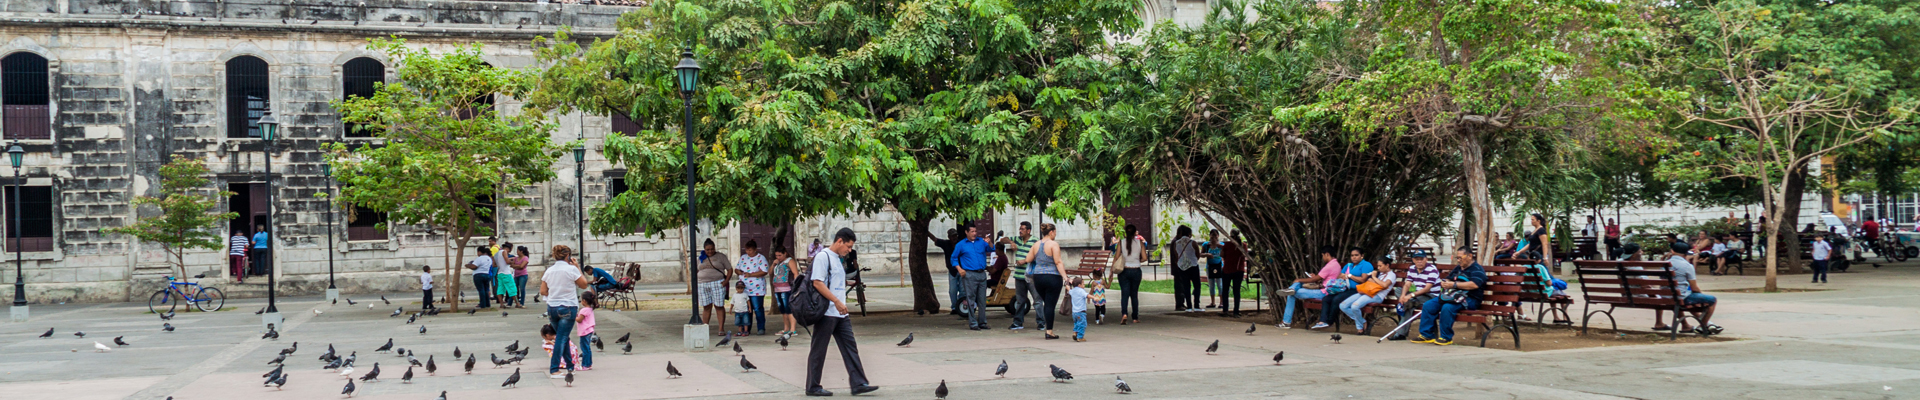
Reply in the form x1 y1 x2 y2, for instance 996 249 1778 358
228 230 249 284
1004 222 1036 330
949 225 993 330
249 225 272 277
807 228 878 397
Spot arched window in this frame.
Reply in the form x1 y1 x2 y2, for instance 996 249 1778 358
341 57 385 138
2 52 50 140
226 56 270 138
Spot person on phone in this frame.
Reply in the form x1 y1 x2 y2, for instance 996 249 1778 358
805 228 878 397
1279 246 1342 328
1413 246 1486 346
1312 247 1374 330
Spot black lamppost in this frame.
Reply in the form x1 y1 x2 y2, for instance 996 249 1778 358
574 142 586 267
257 112 280 315
674 48 701 326
8 142 23 309
322 162 337 300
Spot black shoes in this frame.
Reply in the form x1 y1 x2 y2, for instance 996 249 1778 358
851 385 879 395
806 388 834 397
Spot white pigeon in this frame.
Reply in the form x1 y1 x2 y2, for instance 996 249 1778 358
93 341 111 352
313 309 324 315
339 365 355 378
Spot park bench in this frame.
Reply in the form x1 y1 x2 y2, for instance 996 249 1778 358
1455 264 1525 348
1553 237 1600 261
1497 258 1572 325
597 262 640 310
1065 250 1111 278
1571 260 1712 340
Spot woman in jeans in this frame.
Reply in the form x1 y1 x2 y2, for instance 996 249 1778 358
1111 224 1147 325
1280 246 1342 328
1337 264 1398 332
1019 223 1066 340
539 245 589 377
510 246 531 308
769 247 798 336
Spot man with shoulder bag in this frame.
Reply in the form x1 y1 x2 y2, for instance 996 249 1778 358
1413 246 1488 346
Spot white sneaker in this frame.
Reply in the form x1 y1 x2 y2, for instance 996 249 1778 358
1309 322 1330 330
550 374 566 379
1276 322 1290 328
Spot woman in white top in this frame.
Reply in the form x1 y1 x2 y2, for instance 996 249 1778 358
1109 224 1148 324
539 245 590 377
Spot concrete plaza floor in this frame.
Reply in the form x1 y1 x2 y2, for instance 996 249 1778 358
5 260 1920 399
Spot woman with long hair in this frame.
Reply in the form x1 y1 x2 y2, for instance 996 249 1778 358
1019 223 1066 339
1113 224 1146 324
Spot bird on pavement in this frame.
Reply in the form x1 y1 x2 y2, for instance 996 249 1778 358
505 340 519 353
426 355 437 375
453 347 462 359
394 348 406 357
491 353 507 368
264 367 284 386
419 325 427 335
263 365 284 379
1115 376 1132 394
114 336 129 346
408 355 422 367
935 380 948 399
1273 351 1285 365
368 304 375 309
1049 364 1073 382
38 328 52 338
160 311 175 321
163 323 175 332
406 314 417 324
338 365 355 379
75 331 86 338
733 341 743 355
501 368 521 388
341 379 355 397
402 365 414 383
467 309 477 315
776 335 789 351
435 390 446 400
615 332 631 344
346 298 356 305
333 299 338 305
565 369 574 387
256 307 265 315
381 295 390 305
501 311 509 318
667 361 682 378
995 360 1008 378
280 342 298 356
319 345 337 362
268 353 287 365
324 358 343 370
593 335 604 351
376 339 394 353
1331 333 1342 344
464 355 476 374
622 341 633 354
739 355 757 372
314 309 324 316
1247 323 1257 335
93 341 111 352
391 308 403 318
267 373 287 390
1205 340 1219 355
344 351 358 367
715 334 732 347
263 325 279 340
897 332 914 347
359 363 380 382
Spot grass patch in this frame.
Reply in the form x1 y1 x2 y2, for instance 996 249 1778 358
1136 279 1263 295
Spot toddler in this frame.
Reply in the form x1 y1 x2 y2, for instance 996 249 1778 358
1069 276 1090 342
1088 270 1108 324
575 291 598 371
541 324 582 368
730 281 752 337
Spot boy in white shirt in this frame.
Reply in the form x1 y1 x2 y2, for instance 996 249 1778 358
420 266 436 309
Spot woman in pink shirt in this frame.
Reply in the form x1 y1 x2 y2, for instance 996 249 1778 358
1279 246 1344 328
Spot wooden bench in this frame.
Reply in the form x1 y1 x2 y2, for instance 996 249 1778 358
1456 264 1525 348
1293 263 1433 335
1065 250 1110 278
1571 260 1712 340
1497 258 1572 324
1553 237 1601 261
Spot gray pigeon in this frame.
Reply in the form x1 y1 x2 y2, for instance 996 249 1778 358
935 380 948 399
381 295 390 305
341 379 356 397
267 353 286 365
622 341 633 354
38 328 52 338
114 336 129 346
739 355 757 372
426 355 437 375
263 364 284 379
505 340 519 353
733 341 743 355
453 347 461 358
464 355 475 374
1331 333 1342 344
715 334 732 347
74 331 86 338
1273 351 1285 365
491 353 507 368
419 325 427 334
615 332 631 344
401 365 414 383
406 314 417 324
1247 323 1257 335
263 366 284 386
897 332 914 347
1115 376 1132 394
163 323 174 332
776 335 789 351
501 367 521 388
995 360 1008 378
391 308 403 317
1049 364 1073 382
359 363 381 382
280 342 298 356
565 369 574 387
160 311 175 321
435 391 446 400
376 339 393 353
667 361 681 378
267 373 287 390
1205 340 1219 354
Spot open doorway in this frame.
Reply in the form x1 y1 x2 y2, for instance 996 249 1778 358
227 182 271 277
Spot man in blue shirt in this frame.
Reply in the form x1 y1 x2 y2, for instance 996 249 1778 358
250 225 272 276
1314 247 1376 330
1414 246 1489 346
949 225 994 330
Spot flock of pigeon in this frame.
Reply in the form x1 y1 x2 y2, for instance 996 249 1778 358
33 296 1317 398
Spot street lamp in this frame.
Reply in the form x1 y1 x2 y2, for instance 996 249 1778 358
322 162 337 302
574 141 586 268
257 112 281 323
8 142 25 319
675 48 701 328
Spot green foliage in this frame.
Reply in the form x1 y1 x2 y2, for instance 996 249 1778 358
108 155 238 277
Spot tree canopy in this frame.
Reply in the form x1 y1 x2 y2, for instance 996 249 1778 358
109 155 237 278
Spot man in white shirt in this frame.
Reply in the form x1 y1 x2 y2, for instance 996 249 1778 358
540 245 590 378
805 228 877 397
465 246 494 309
1811 234 1832 283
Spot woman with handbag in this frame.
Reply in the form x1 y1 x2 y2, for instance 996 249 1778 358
1337 260 1398 332
1313 247 1376 330
1018 223 1066 340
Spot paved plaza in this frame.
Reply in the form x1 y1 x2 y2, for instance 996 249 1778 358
6 261 1920 400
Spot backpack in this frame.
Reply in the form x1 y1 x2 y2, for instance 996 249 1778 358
787 258 830 327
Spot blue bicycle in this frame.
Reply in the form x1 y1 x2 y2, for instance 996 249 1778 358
148 274 225 313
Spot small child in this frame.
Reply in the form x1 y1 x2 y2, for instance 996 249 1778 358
575 291 598 371
1088 270 1108 325
1068 276 1090 342
729 281 752 337
419 266 435 309
541 324 582 369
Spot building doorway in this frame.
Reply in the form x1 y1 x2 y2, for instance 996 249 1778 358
227 182 271 276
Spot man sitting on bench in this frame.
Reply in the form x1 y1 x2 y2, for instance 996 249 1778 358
1660 241 1722 335
1413 246 1487 346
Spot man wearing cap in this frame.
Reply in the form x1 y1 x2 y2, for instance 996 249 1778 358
1661 241 1722 335
1387 250 1442 341
1413 246 1487 346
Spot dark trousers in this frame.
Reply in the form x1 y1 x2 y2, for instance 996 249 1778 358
1118 268 1142 320
1032 274 1063 330
1218 273 1244 313
1604 237 1623 259
1812 260 1829 282
514 275 528 306
962 270 989 328
1172 267 1201 309
1009 278 1032 328
422 289 435 308
1321 290 1359 324
472 274 493 309
248 248 271 276
805 316 870 391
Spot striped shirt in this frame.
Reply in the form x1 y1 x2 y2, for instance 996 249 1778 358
1405 262 1441 291
1008 236 1035 280
229 235 249 255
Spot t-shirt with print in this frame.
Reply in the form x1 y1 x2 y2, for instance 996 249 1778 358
736 253 769 296
1667 255 1697 297
810 248 849 318
1405 262 1441 292
770 257 794 292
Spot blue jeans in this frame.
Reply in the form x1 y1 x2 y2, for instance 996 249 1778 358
1418 297 1481 341
546 305 578 373
578 331 596 368
1685 292 1717 305
773 292 791 313
1281 283 1327 323
514 275 528 306
1340 291 1388 331
749 295 767 333
1073 312 1087 339
472 274 492 309
735 312 751 328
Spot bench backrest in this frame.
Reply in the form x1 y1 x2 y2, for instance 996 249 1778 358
1078 250 1111 269
1571 260 1688 308
1492 258 1558 301
1478 265 1527 316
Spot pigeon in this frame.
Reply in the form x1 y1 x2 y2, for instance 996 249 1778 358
38 328 52 338
268 353 287 365
897 332 914 347
381 295 390 305
368 304 374 309
1115 376 1132 394
435 391 446 400
264 366 284 385
333 298 338 305
1273 351 1285 365
615 332 631 344
338 365 355 379
419 325 427 334
394 348 407 357
935 380 948 399
667 361 682 378
341 379 356 397
163 323 175 332
453 347 461 359
1247 323 1257 335
267 373 287 390
1205 340 1219 355
280 342 299 356
1331 334 1342 344
320 345 338 361
256 307 265 315
501 368 521 388
264 364 284 379
75 331 86 338
491 353 507 368
426 355 437 375
467 309 477 315
345 352 358 367
622 341 633 354
324 358 343 370
732 341 742 355
314 309 323 315
593 335 605 351
565 369 574 387
995 360 1008 378
776 335 789 351
391 308 403 317
263 328 279 340
1049 364 1074 382
739 355 757 372
406 315 417 324
114 336 129 346
501 311 509 318
376 339 394 353
505 340 519 353
346 298 356 305
408 349 415 358
715 334 732 347
464 355 476 374
359 363 381 382
408 355 422 367
506 353 524 365
402 365 414 383
160 311 175 321
94 341 111 352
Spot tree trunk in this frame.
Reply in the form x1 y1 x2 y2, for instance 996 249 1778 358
904 216 941 314
1779 164 1808 274
445 234 460 312
1461 134 1497 265
1764 188 1786 293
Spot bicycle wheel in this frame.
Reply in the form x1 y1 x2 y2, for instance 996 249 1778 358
1890 246 1909 262
148 289 178 314
193 287 226 312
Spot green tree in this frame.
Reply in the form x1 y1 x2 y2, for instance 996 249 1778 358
1654 0 1917 291
109 155 238 279
331 38 567 310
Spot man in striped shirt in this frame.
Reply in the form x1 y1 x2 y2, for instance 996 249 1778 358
228 230 249 284
1002 222 1036 330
